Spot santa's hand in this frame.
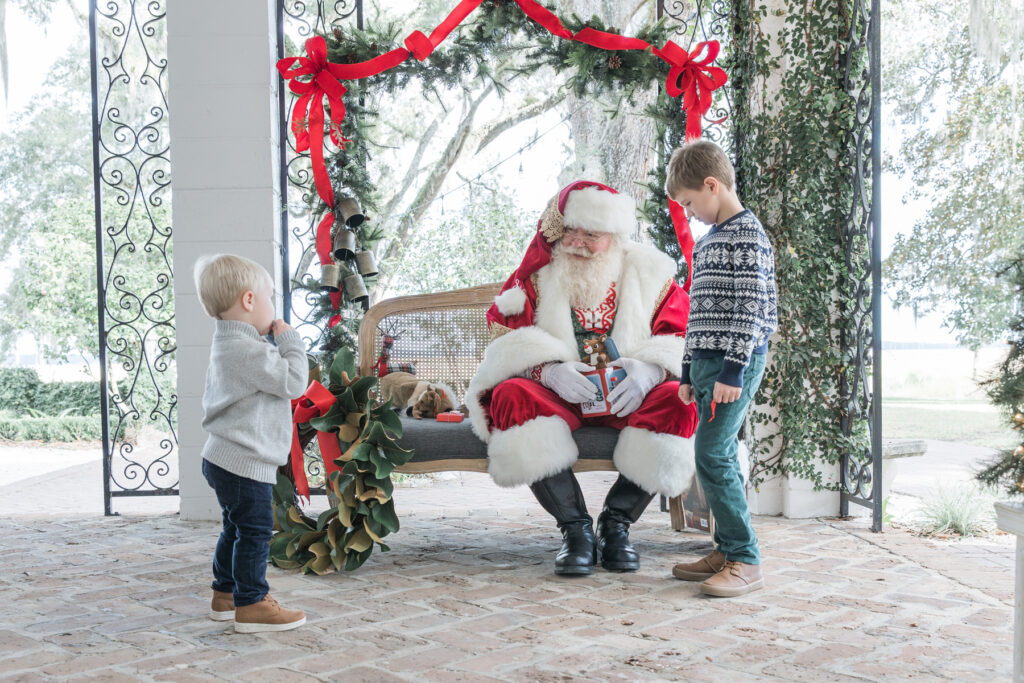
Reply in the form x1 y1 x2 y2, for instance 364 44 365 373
607 358 666 417
541 361 599 404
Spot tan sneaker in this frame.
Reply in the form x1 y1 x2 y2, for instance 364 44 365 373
672 549 726 581
209 590 234 621
701 560 764 597
234 594 306 633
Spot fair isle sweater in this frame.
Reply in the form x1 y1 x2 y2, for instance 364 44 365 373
680 209 778 388
200 320 308 484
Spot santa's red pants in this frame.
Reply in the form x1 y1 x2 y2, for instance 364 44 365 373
483 378 698 495
488 377 698 437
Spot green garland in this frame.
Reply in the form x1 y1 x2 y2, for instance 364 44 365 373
270 348 413 574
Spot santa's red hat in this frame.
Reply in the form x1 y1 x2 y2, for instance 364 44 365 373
492 180 635 317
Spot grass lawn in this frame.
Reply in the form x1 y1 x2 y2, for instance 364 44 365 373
883 400 1017 450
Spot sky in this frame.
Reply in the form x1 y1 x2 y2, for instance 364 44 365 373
0 0 964 354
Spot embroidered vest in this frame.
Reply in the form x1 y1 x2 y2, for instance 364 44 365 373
571 283 617 360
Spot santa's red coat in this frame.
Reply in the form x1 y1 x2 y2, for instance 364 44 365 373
465 239 699 495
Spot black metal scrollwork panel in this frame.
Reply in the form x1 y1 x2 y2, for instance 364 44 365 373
839 0 882 530
90 0 177 514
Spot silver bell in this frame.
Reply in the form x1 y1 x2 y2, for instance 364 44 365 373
332 229 357 261
337 197 365 229
320 263 341 292
354 250 378 277
343 273 368 303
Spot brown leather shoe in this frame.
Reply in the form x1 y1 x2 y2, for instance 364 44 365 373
701 560 764 597
234 594 306 633
672 549 726 581
209 590 234 621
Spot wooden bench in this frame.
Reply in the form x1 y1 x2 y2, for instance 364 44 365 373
357 282 690 531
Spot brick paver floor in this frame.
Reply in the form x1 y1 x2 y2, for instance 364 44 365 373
0 474 1014 681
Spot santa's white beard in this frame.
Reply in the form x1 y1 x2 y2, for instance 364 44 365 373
550 239 623 308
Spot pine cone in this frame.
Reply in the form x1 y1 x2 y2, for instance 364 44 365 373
333 28 344 42
608 54 623 70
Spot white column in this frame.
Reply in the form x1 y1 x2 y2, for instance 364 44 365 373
168 0 283 520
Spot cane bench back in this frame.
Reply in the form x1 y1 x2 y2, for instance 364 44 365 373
358 283 502 397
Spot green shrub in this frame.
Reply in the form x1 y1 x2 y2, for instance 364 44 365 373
0 367 102 417
0 368 41 412
0 416 102 442
34 380 101 416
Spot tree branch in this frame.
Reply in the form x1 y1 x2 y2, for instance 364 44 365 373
474 91 566 154
373 83 496 299
381 115 441 220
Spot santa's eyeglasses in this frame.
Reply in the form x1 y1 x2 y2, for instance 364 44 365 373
562 227 604 245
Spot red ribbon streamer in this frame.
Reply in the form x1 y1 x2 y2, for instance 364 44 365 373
514 0 573 39
572 27 649 51
668 199 696 293
406 0 486 60
652 40 728 141
289 380 345 502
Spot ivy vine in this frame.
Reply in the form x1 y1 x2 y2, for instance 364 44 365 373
732 0 873 488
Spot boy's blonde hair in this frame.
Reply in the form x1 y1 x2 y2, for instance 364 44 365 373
194 254 271 318
666 140 736 196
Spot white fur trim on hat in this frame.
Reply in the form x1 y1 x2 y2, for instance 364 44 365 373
487 416 578 487
494 286 527 316
612 426 695 498
562 186 636 236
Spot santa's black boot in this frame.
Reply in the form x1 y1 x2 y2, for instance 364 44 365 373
529 469 596 576
597 475 656 572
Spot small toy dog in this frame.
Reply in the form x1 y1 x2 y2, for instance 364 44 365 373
379 371 462 419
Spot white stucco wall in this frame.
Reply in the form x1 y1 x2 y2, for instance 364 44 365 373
168 0 283 520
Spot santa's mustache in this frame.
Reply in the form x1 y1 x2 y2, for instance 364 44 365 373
560 244 596 258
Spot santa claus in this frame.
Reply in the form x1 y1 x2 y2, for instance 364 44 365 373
465 180 699 575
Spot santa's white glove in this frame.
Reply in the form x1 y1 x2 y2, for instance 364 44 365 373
607 358 666 417
541 361 599 404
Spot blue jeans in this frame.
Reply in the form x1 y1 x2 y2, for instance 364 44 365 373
202 459 273 607
690 353 767 564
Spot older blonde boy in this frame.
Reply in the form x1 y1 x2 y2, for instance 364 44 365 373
194 254 308 631
666 141 778 597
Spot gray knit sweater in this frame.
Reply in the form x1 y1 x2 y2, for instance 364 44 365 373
200 320 308 484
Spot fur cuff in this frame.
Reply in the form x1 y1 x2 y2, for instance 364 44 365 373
494 286 528 316
487 416 578 487
628 334 688 378
613 426 695 498
465 326 577 442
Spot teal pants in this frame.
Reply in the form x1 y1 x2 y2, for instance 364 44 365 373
690 353 766 564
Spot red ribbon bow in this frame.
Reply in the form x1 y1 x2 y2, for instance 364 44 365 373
289 380 345 502
277 36 350 212
653 40 728 141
